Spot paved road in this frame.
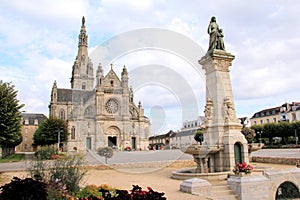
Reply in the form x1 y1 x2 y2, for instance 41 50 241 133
1 149 299 172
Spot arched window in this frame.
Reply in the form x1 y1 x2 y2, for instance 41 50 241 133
59 109 65 120
71 126 76 140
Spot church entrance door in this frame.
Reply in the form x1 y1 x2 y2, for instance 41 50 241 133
132 137 136 150
108 136 117 148
86 137 91 150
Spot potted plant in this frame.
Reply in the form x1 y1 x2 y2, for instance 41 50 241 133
232 162 253 176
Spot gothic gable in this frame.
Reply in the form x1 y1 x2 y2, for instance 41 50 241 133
103 69 121 87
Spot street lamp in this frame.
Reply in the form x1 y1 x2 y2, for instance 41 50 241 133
295 129 298 145
55 129 63 151
257 131 262 144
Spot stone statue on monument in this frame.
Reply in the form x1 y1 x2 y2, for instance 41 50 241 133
207 16 225 53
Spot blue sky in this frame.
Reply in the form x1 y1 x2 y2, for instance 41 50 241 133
1 0 300 135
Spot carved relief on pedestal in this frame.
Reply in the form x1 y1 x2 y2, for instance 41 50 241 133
213 58 231 72
204 98 213 124
223 97 236 123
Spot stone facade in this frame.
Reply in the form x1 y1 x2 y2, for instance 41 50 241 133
16 113 47 152
49 17 151 151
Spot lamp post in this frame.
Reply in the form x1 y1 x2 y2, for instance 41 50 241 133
257 131 262 144
295 129 298 145
55 129 63 152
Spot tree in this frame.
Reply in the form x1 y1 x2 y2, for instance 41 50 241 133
33 117 68 147
262 123 277 145
194 129 204 144
0 81 24 157
241 127 256 143
277 121 293 144
97 147 113 164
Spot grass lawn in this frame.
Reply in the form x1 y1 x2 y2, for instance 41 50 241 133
0 153 24 163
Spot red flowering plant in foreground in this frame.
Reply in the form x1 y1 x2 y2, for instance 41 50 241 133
232 162 253 175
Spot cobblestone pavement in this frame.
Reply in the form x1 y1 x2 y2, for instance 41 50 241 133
0 148 299 172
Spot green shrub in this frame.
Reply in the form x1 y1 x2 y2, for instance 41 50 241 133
27 154 87 196
97 147 113 164
35 146 56 160
76 185 102 198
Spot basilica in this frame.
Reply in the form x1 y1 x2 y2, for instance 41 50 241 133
49 17 151 151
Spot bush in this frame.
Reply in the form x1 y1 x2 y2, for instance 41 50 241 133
97 147 114 164
27 154 87 196
76 185 102 199
0 177 48 200
35 146 56 160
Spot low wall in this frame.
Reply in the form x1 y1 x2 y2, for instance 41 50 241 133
251 156 300 165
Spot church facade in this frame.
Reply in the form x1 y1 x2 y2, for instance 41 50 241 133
49 17 151 151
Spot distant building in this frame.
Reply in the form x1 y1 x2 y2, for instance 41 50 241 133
16 113 47 152
250 102 300 125
169 129 199 150
149 116 204 150
182 116 205 130
148 130 176 150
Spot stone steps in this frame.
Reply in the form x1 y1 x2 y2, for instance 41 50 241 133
210 183 238 200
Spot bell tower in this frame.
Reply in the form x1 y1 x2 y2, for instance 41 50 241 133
70 16 94 90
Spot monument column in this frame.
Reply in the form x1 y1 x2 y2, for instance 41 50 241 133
199 49 248 171
198 16 249 172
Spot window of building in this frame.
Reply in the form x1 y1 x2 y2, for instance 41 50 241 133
71 126 76 140
110 80 114 86
260 119 263 124
34 119 38 126
254 121 257 125
82 82 86 90
273 117 277 122
59 109 65 120
266 118 270 123
24 144 27 150
25 119 29 125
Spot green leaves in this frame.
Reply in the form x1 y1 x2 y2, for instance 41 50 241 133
0 81 24 152
34 117 68 146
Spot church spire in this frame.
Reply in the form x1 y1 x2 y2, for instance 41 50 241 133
77 16 88 57
70 16 94 90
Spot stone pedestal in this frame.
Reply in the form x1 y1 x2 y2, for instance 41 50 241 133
227 175 270 200
180 178 212 197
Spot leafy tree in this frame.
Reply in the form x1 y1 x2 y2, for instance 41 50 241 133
262 123 277 145
0 81 24 157
33 117 68 146
241 127 256 143
97 147 113 164
194 129 204 143
277 121 293 144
